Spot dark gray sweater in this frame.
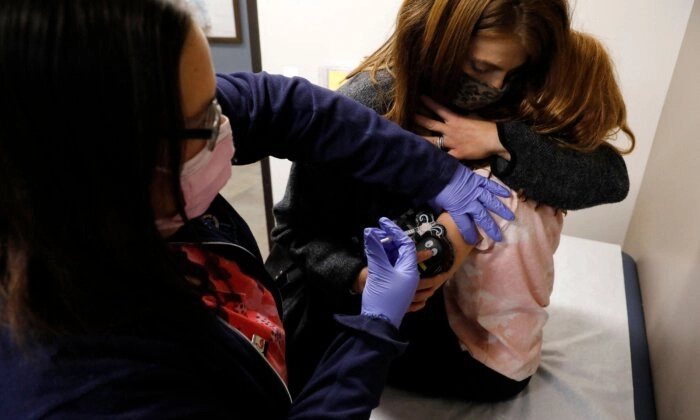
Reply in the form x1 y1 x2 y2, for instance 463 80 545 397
271 70 630 301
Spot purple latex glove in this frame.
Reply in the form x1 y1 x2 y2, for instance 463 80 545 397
429 165 514 244
361 217 420 329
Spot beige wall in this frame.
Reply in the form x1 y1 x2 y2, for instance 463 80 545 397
564 0 693 244
623 2 700 419
259 0 404 210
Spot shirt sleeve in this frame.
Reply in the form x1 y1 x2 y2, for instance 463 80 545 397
215 71 459 203
267 70 407 298
288 314 406 419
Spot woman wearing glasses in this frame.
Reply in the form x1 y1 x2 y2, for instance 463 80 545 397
0 0 515 418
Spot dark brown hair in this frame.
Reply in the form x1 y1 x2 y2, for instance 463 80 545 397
349 0 634 154
0 0 196 340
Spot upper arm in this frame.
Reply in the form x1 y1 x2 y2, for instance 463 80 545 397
214 71 457 202
436 212 475 277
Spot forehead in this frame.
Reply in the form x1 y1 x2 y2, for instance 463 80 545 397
467 34 528 70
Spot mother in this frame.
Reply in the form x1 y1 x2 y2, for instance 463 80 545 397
270 0 634 401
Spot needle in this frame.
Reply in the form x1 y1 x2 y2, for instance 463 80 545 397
379 227 416 244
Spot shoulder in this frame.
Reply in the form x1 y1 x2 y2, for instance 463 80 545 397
337 69 394 114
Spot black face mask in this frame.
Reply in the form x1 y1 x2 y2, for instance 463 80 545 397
450 73 508 111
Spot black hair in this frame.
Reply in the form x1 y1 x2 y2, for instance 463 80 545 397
0 0 200 339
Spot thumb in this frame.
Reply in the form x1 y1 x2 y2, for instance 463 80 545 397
364 227 390 264
449 213 478 245
392 233 418 275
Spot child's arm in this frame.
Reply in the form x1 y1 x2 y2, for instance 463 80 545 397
415 94 629 210
406 211 475 311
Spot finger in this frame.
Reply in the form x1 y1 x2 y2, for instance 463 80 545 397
447 148 464 160
450 213 478 245
408 301 427 312
478 191 514 221
378 217 417 269
420 95 455 121
482 178 511 198
363 227 391 263
364 227 391 247
433 133 452 151
363 227 380 245
422 135 439 146
468 204 503 242
413 287 438 302
417 275 444 290
414 113 446 133
416 249 433 263
416 282 436 293
378 217 414 248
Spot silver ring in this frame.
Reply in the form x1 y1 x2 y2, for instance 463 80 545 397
436 135 446 151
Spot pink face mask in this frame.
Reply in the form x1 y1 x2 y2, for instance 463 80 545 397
156 116 235 232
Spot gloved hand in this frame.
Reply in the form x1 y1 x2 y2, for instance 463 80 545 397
361 217 420 329
429 165 514 244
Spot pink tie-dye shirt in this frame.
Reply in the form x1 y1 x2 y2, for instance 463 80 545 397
443 168 564 381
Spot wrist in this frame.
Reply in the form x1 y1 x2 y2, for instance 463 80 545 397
360 310 400 329
428 165 469 213
485 121 510 160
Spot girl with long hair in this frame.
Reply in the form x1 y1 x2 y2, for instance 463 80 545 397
270 0 635 401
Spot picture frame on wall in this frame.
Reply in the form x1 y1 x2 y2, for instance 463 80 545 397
186 0 242 43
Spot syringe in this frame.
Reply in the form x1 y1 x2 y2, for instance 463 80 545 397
379 227 418 244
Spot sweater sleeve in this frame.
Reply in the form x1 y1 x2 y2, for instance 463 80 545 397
493 121 630 210
339 70 630 210
289 314 406 419
270 163 368 300
215 71 458 203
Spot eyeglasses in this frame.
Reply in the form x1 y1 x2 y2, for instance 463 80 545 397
179 97 222 151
